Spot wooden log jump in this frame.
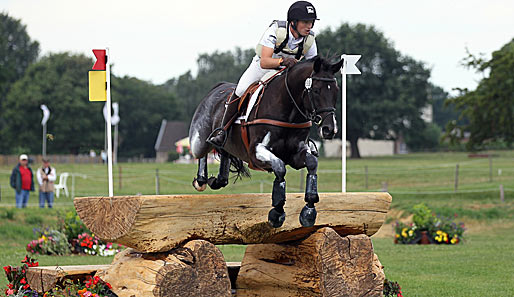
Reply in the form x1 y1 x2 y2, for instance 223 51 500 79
74 192 391 253
73 192 392 297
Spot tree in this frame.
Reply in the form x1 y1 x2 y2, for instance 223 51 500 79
163 48 254 123
0 12 39 151
444 39 514 150
316 23 432 157
430 84 460 130
1 52 182 156
1 53 104 154
113 76 182 157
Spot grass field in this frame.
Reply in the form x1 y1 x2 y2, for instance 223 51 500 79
1 150 514 296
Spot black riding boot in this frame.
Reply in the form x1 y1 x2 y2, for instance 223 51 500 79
207 93 240 147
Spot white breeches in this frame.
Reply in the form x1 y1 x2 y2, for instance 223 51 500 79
235 56 275 97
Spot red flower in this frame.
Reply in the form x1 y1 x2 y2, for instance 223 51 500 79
3 266 10 274
8 284 13 289
106 282 112 289
23 284 30 290
20 278 26 284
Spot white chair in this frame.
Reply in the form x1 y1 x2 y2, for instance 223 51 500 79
55 172 69 198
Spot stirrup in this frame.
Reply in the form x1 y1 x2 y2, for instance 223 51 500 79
206 127 228 149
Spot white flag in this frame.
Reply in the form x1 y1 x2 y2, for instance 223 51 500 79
40 104 50 125
341 54 361 75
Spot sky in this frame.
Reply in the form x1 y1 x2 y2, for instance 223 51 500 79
2 0 514 94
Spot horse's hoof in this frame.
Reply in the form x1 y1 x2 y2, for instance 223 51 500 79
268 208 286 228
207 177 228 190
192 178 207 192
299 205 317 227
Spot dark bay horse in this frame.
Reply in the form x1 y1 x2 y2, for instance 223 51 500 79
189 56 344 228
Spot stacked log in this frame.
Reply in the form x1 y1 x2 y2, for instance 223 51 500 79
96 240 231 297
236 227 384 297
72 192 392 297
74 192 392 252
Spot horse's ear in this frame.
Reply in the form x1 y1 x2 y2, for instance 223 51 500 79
313 56 322 73
331 58 345 74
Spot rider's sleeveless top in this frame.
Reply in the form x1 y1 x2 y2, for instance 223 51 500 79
255 20 315 60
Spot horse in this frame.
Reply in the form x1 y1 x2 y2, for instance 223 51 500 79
189 56 344 228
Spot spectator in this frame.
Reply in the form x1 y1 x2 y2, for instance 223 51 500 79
37 158 56 208
10 154 35 208
100 150 107 164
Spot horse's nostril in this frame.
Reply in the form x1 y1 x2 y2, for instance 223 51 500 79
322 126 333 137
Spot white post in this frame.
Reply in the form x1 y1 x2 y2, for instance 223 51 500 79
340 54 361 193
106 48 114 197
42 124 47 158
40 104 50 158
341 55 347 193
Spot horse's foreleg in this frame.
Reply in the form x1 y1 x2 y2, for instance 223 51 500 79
192 156 208 191
255 136 287 228
207 152 231 190
300 152 319 227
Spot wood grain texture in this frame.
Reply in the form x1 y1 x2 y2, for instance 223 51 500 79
26 265 109 293
96 240 231 297
74 192 392 252
236 227 385 297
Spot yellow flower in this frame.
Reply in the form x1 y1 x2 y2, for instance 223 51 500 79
408 230 414 236
41 235 47 241
395 234 400 238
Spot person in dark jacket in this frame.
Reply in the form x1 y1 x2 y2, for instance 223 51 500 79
10 154 35 208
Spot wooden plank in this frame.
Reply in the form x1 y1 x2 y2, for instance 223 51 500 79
74 192 392 253
26 265 109 293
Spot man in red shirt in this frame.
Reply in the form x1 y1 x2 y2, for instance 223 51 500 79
10 154 35 208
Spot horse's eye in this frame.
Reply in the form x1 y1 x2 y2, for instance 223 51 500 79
313 89 321 95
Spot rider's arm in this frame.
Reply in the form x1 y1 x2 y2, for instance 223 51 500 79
260 46 282 69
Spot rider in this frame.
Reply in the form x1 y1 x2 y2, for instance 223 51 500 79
207 1 319 147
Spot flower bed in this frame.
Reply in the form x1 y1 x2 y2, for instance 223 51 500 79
4 256 116 297
25 211 122 257
394 203 465 244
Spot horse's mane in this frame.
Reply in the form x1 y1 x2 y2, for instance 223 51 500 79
292 54 337 71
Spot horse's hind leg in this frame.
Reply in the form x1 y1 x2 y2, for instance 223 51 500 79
207 151 231 190
192 156 208 191
299 152 319 227
255 132 287 228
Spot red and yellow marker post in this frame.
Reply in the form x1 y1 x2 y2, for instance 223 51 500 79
89 48 114 197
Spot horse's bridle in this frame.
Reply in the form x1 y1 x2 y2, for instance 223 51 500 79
284 68 337 125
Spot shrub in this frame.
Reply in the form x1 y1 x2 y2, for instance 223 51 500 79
168 151 179 162
394 204 465 245
58 211 89 241
1 208 15 220
27 228 70 255
383 279 403 297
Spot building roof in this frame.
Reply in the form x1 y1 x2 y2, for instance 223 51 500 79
154 120 189 152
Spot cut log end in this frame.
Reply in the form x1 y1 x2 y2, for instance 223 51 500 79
236 227 385 297
97 240 231 297
74 196 143 240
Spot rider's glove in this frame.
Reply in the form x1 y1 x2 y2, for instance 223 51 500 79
281 57 298 68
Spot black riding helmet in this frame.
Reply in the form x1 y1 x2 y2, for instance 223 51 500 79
287 1 318 37
287 1 319 22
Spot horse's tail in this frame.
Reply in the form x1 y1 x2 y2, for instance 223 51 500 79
227 153 251 181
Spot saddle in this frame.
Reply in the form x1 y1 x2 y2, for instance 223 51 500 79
222 69 312 170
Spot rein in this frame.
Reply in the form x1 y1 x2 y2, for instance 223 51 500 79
284 68 337 125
